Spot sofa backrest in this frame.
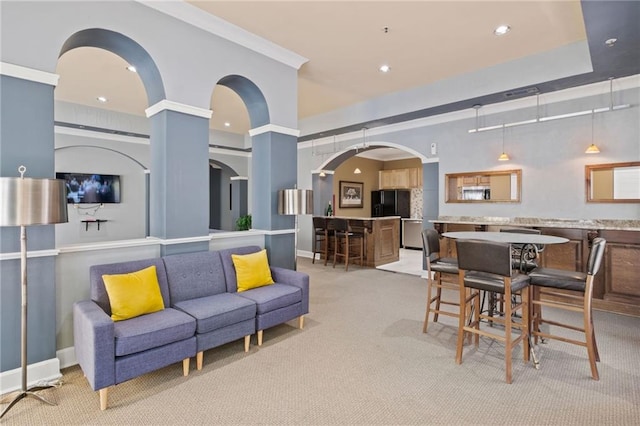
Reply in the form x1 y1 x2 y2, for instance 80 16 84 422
218 245 262 293
162 250 227 304
89 258 170 316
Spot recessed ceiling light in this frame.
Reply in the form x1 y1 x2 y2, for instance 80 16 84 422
224 122 231 127
494 25 511 36
126 65 137 73
379 64 391 73
96 96 108 103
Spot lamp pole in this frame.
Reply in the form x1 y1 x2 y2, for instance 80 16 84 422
0 166 68 419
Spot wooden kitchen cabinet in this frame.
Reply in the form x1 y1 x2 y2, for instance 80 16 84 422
379 168 421 189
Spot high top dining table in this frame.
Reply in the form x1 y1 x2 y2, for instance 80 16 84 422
441 231 569 246
441 231 569 369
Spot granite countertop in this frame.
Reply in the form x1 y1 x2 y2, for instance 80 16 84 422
321 216 401 221
430 216 640 231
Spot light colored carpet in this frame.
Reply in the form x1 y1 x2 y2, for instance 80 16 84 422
2 257 639 425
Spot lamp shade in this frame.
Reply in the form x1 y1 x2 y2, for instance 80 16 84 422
278 189 313 215
0 177 68 226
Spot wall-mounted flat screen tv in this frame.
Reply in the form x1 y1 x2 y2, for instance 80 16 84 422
56 172 121 204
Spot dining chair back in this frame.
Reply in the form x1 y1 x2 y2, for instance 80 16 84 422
528 237 606 380
500 227 543 273
455 239 531 384
421 229 459 333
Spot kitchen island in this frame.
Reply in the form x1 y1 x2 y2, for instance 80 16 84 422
319 216 401 267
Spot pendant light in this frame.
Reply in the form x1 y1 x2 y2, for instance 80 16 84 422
585 110 600 154
498 125 510 161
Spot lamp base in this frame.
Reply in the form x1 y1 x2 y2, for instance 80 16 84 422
0 385 56 419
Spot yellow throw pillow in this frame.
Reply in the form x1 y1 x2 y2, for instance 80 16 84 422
102 265 165 321
232 249 275 292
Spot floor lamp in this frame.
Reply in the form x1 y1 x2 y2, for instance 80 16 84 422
277 188 313 270
0 165 68 419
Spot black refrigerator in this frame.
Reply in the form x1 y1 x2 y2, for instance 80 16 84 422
371 190 410 218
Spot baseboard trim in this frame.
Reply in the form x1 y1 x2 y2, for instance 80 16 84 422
0 358 62 395
57 347 77 370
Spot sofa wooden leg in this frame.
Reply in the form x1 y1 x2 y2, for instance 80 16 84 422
298 315 305 329
195 352 202 371
244 335 250 352
257 330 263 346
99 388 108 411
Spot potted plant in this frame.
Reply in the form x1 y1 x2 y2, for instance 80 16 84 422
235 214 252 231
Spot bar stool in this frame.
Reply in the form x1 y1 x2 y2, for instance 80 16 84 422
455 239 530 384
332 218 364 271
311 216 332 265
528 237 606 380
421 229 459 333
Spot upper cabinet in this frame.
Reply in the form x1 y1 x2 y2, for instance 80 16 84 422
586 161 640 203
445 169 522 203
379 168 422 189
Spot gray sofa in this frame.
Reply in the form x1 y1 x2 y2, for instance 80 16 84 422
73 245 309 410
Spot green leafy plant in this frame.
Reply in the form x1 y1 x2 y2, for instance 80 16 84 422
235 214 252 231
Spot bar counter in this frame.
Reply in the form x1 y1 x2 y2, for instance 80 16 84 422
319 216 401 267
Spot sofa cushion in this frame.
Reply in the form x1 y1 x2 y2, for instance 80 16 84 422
114 308 196 357
236 283 302 315
163 251 227 303
173 293 256 334
102 265 165 321
219 245 263 293
232 249 274 292
90 258 170 317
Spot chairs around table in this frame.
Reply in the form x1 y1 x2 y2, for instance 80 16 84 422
528 237 606 380
332 218 364 271
312 216 333 265
421 229 459 333
455 239 531 384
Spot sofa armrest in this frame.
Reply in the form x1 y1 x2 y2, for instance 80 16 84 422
73 300 116 391
271 266 310 314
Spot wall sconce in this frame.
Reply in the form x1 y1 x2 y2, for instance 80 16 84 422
585 111 600 154
319 171 326 177
353 168 362 174
498 125 510 161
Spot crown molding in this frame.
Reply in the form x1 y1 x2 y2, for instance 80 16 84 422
0 62 59 86
249 124 300 137
135 1 307 70
145 100 212 119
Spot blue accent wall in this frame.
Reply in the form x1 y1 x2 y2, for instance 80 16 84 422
149 110 210 240
0 75 58 371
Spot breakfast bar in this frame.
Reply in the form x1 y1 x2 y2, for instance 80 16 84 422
318 216 401 267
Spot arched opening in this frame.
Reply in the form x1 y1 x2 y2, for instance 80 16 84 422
55 28 163 244
208 75 270 231
313 142 432 218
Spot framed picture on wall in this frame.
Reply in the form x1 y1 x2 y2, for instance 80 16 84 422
339 180 363 208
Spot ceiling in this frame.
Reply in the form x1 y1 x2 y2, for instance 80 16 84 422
54 1 639 158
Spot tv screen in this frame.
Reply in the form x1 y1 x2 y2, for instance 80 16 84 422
56 172 121 204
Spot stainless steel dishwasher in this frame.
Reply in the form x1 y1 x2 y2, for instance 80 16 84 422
402 219 423 249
